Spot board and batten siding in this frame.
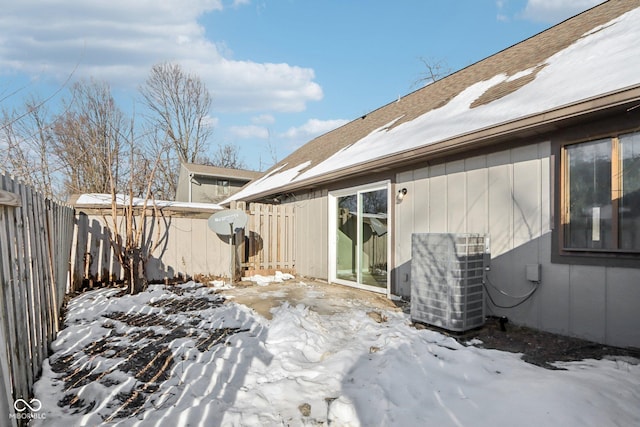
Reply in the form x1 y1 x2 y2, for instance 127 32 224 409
395 141 640 348
289 191 329 280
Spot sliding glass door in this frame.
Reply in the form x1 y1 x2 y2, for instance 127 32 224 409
332 183 389 293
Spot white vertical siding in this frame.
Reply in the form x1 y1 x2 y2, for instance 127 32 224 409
487 153 513 257
513 145 542 247
396 172 416 296
465 156 488 235
413 168 429 231
428 165 447 232
447 172 466 234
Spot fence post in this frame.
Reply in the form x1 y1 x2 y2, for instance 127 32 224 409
0 184 19 427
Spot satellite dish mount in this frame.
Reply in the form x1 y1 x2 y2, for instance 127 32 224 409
208 209 248 283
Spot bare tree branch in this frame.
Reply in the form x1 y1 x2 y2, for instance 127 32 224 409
103 117 163 294
1 98 60 198
413 56 452 88
51 79 126 198
139 62 213 198
209 143 246 169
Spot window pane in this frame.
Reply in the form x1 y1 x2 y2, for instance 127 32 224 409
217 180 230 196
336 194 358 282
360 189 387 288
619 132 640 250
565 139 612 249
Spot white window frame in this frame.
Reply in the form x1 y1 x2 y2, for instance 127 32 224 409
328 180 391 295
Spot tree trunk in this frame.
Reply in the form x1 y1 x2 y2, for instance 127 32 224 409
127 248 148 294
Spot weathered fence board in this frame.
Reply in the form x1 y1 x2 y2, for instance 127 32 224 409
232 201 295 276
0 172 74 426
0 175 23 427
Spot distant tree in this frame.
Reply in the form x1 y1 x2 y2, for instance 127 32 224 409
1 98 59 199
51 79 126 198
0 73 165 294
413 57 452 88
139 62 213 198
209 142 246 169
0 66 79 199
264 129 278 170
144 127 177 200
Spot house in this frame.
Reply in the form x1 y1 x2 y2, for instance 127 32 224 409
225 0 640 348
175 163 262 204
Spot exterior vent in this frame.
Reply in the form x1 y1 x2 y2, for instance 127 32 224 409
410 233 487 332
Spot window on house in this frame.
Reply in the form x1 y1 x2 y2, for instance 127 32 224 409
563 131 640 252
620 132 640 250
217 180 230 196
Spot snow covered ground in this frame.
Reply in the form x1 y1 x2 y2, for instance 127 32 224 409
32 279 640 426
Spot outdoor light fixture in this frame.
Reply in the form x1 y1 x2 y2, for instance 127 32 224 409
397 188 408 201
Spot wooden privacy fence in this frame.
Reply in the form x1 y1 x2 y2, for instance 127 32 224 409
0 173 75 426
70 203 231 291
231 201 295 276
72 200 297 288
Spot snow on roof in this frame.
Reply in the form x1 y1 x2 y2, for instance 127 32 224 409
227 3 640 202
75 193 223 210
223 161 311 204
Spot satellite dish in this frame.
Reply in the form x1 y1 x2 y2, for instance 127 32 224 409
208 209 249 284
208 209 248 235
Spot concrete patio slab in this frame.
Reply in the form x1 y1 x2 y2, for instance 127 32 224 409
218 279 401 320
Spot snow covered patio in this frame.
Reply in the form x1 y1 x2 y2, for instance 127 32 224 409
32 278 640 426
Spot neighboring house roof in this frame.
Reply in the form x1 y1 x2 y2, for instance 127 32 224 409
226 0 640 203
182 163 262 181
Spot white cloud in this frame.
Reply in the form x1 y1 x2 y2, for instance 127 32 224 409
252 114 275 125
202 59 322 113
0 0 322 113
204 115 219 128
229 124 270 139
521 0 605 23
282 118 349 140
495 0 509 21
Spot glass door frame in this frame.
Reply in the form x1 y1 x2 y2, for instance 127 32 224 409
328 180 391 295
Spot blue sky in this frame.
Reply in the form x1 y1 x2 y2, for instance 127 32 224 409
0 0 604 171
